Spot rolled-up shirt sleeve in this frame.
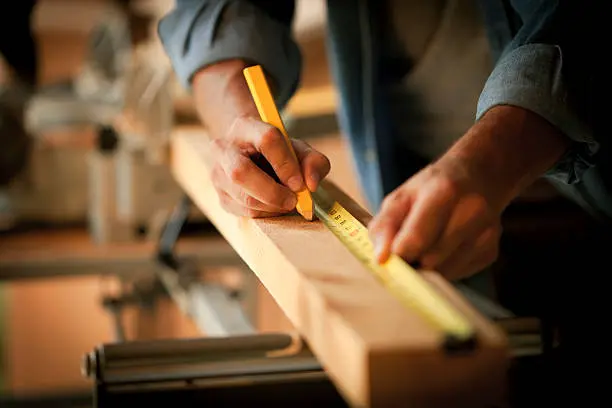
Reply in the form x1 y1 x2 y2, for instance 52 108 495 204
157 0 301 107
476 2 596 185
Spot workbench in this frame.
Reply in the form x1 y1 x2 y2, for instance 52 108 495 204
80 126 549 408
1 131 581 407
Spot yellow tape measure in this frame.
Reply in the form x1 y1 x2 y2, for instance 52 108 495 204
243 65 476 350
313 188 475 348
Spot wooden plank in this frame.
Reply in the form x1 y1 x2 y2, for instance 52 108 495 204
170 127 509 408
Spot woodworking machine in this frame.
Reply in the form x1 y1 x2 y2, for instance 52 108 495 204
2 3 567 406
82 318 552 407
82 334 349 407
80 196 556 407
2 0 189 241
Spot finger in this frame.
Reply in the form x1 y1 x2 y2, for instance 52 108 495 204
218 191 284 218
419 194 493 267
293 139 331 192
368 189 413 263
231 116 305 192
220 146 297 211
211 164 289 213
436 223 501 281
391 181 457 264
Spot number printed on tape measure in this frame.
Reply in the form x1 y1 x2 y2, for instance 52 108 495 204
242 63 475 349
317 199 476 344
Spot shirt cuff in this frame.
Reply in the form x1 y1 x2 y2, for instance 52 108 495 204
157 0 301 107
476 43 598 184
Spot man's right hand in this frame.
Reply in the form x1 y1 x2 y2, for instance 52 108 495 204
208 115 330 218
192 60 330 218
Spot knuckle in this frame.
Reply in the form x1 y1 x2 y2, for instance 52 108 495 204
292 138 310 152
466 194 490 219
434 176 459 197
370 213 391 232
259 127 281 148
380 196 394 210
482 224 501 242
275 159 296 178
382 191 404 209
411 238 427 254
245 208 262 218
227 116 247 138
270 194 287 209
403 235 426 255
274 152 292 167
210 138 226 152
302 143 314 155
420 252 439 269
244 194 259 209
367 217 380 228
228 162 247 183
367 218 382 233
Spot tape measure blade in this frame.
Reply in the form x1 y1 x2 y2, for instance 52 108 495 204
314 186 476 345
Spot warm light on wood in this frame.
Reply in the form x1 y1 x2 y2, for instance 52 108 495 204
170 127 510 408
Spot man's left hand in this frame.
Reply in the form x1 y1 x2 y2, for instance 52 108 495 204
368 157 503 280
368 105 572 280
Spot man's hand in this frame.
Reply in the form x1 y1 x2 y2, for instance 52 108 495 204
368 158 502 280
192 60 330 218
209 115 330 218
368 105 571 280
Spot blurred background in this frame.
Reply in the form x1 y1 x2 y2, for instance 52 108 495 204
0 0 604 406
0 0 364 404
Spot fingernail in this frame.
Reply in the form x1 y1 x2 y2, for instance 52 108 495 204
287 176 304 192
284 195 297 210
373 235 394 264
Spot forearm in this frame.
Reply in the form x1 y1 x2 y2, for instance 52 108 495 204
471 1 597 196
444 105 571 210
158 0 301 112
192 60 259 139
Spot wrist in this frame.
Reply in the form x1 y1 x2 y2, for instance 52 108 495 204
442 105 571 209
192 59 259 138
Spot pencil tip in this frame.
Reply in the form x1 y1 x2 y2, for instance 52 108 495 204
302 210 314 221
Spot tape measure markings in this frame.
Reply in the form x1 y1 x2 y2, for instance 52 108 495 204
313 190 476 347
244 64 477 350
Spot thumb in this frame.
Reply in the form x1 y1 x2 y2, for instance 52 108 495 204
292 139 331 192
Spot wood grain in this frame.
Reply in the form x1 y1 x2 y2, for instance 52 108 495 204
170 127 510 408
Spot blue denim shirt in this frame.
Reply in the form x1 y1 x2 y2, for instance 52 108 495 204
158 0 596 212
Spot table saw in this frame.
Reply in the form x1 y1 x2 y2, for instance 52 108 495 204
81 316 555 407
2 3 592 405
77 190 557 408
